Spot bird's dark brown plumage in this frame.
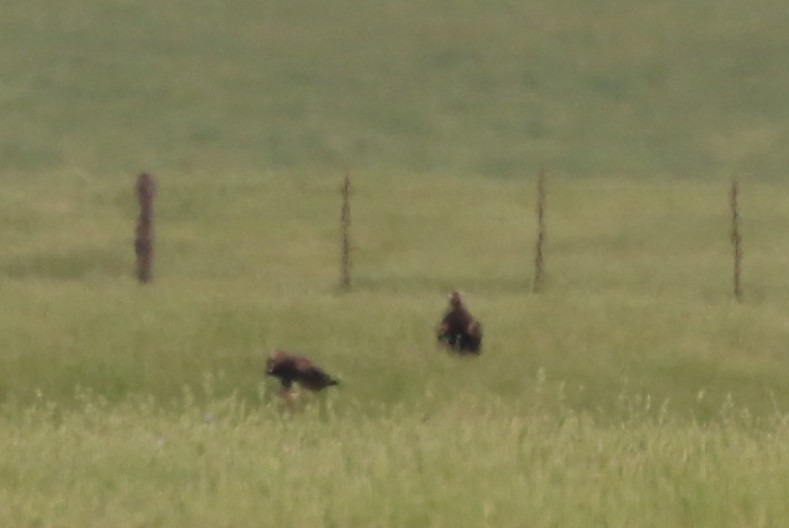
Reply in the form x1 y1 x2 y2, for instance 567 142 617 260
436 290 483 354
266 350 340 391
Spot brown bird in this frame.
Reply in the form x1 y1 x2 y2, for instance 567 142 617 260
266 350 340 392
436 290 483 354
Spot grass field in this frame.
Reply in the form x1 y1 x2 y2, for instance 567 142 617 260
1 173 789 526
2 0 789 526
2 0 788 179
4 395 789 527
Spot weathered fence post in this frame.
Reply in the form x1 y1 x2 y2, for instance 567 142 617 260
730 178 742 302
340 169 352 291
532 168 546 293
135 172 156 283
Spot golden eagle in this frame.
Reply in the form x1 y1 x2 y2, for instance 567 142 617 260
436 290 483 354
266 350 340 391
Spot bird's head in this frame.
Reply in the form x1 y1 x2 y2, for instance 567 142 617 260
448 290 463 307
266 349 288 375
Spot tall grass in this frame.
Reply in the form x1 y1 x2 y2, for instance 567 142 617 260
1 167 789 526
1 390 788 527
1 172 788 418
3 0 789 524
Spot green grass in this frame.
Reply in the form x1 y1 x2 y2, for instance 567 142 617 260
4 173 788 416
2 394 789 527
3 0 789 524
1 0 788 179
1 172 789 525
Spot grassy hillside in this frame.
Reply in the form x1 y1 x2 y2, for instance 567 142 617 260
2 171 789 526
1 172 788 418
1 0 788 179
3 1 789 525
4 398 789 527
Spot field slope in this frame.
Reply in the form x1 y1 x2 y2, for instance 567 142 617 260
2 0 789 526
1 0 788 179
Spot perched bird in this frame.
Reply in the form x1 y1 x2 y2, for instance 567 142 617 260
436 290 483 354
266 350 340 392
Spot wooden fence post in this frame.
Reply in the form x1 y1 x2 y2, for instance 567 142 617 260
532 168 546 293
730 178 742 302
340 170 352 291
135 173 156 283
